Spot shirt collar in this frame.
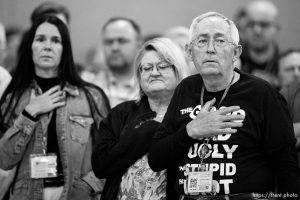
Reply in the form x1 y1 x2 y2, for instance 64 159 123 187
107 70 136 88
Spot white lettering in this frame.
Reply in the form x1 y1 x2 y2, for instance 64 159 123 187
180 107 194 115
213 134 231 141
189 105 201 119
232 109 246 123
220 163 225 176
210 163 219 172
219 179 233 194
211 144 224 158
225 163 236 176
223 145 238 159
188 143 199 158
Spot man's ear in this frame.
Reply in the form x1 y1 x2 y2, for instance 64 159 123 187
185 43 193 60
233 44 242 62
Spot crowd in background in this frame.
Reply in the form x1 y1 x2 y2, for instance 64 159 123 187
0 0 300 200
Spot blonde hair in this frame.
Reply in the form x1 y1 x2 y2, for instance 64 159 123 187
134 37 187 101
189 11 240 45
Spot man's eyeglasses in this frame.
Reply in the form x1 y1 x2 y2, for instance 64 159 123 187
191 37 235 49
139 62 173 74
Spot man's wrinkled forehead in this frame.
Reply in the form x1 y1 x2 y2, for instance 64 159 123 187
190 16 231 40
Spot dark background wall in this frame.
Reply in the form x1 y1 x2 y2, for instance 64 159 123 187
0 0 299 65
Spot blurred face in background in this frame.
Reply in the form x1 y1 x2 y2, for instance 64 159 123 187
102 20 140 72
0 23 6 65
32 22 63 78
244 1 279 51
278 52 300 88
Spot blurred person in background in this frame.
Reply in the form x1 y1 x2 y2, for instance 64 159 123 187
83 45 108 74
0 21 12 200
280 49 300 171
30 1 70 27
277 49 300 89
0 22 6 66
0 22 11 97
97 17 142 108
233 7 247 47
143 32 162 43
3 26 23 76
165 26 198 76
240 0 280 88
92 37 187 200
0 15 109 200
81 45 108 88
281 81 300 168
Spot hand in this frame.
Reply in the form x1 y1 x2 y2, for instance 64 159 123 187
25 85 66 117
186 98 245 140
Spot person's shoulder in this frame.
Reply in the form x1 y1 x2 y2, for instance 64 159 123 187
82 84 110 109
81 69 109 88
286 82 300 93
111 100 138 113
177 74 202 91
84 84 105 96
181 74 202 84
239 69 275 91
280 82 300 100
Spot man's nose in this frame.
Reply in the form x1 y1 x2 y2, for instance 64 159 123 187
253 24 263 34
206 40 216 53
294 66 300 78
111 41 120 51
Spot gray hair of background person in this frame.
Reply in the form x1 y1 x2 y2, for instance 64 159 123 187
188 11 240 45
134 37 186 100
30 1 70 24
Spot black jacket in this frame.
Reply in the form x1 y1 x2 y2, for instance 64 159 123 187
92 96 178 199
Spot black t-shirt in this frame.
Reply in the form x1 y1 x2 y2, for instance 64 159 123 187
148 69 300 196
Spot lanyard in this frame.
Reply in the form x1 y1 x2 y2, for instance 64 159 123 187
200 72 235 109
198 72 235 170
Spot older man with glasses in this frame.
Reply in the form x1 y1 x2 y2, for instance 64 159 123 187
148 11 300 200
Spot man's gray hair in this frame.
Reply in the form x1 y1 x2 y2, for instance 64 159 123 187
189 12 240 45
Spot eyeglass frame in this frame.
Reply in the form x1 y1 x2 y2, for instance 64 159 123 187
139 62 174 74
190 36 236 50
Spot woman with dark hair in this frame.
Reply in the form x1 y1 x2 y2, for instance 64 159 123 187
0 15 110 200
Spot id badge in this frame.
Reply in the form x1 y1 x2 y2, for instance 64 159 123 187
187 171 213 195
30 153 58 179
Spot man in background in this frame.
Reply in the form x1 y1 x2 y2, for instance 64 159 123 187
83 17 141 108
241 0 280 87
280 49 300 171
0 22 11 98
0 21 12 200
